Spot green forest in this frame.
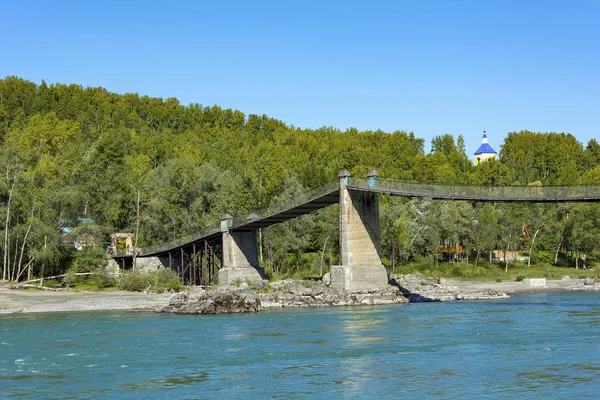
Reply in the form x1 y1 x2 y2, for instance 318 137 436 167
1 76 600 283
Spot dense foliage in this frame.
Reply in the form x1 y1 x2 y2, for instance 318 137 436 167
1 76 599 281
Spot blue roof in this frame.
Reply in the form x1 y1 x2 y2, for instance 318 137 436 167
474 143 497 155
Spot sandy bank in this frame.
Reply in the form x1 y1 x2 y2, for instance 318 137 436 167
0 287 171 314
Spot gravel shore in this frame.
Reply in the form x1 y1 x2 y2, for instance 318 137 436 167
1 276 598 315
0 287 171 314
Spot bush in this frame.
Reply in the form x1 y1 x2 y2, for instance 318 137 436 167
70 247 109 273
515 274 525 282
155 269 183 292
41 279 61 287
89 268 117 288
63 247 113 287
117 269 183 293
117 271 153 292
531 251 554 265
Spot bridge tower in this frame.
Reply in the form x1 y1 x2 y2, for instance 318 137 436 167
331 170 389 291
218 214 265 285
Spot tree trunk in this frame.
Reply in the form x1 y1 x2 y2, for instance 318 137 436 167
133 190 141 271
555 237 563 264
528 229 540 267
258 228 263 264
16 205 35 282
11 236 19 281
576 250 579 269
16 257 34 282
16 223 33 282
320 234 329 277
390 245 395 274
40 236 47 288
3 174 15 281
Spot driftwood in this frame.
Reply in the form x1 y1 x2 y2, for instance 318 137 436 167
10 272 122 290
11 283 67 291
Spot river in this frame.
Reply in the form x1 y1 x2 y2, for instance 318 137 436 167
1 292 599 399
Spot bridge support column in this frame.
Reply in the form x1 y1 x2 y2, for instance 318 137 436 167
218 214 264 285
331 170 388 292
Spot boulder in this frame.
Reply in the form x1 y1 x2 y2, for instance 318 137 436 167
258 279 408 308
392 275 508 302
158 286 261 314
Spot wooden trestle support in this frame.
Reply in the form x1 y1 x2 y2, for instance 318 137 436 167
166 240 221 286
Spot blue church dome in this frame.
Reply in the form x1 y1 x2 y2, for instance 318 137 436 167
474 132 497 155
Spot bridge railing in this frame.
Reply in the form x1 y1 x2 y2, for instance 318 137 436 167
349 178 600 201
138 181 340 255
140 225 221 256
231 181 339 228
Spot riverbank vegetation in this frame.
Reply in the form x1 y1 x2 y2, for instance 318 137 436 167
1 76 600 284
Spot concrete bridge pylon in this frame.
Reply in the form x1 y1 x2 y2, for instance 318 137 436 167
331 170 389 292
218 214 265 285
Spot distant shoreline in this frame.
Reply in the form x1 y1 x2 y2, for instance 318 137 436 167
1 278 598 315
447 278 600 296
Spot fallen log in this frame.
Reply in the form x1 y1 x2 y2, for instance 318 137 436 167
8 272 123 290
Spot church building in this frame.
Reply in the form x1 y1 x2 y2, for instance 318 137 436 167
474 131 497 165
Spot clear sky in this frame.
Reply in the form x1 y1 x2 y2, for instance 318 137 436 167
1 0 598 155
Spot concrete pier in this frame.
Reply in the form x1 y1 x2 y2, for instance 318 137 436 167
331 170 388 292
218 215 264 284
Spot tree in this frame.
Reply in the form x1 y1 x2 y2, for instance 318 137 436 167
472 203 499 263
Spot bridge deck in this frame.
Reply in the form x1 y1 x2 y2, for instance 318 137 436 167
132 178 600 258
138 183 339 257
348 179 600 202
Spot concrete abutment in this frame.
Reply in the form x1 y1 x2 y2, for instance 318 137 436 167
218 215 264 285
331 170 389 292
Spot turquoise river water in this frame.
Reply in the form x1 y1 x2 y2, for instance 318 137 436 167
1 292 600 399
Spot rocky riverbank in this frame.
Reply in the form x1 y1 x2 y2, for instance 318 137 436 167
391 275 509 302
3 275 598 315
156 275 509 314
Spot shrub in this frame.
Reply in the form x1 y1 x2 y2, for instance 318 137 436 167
41 279 61 287
70 247 109 273
515 275 525 282
89 268 117 288
154 269 183 293
117 271 152 292
117 269 183 293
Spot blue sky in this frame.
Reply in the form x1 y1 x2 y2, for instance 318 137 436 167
1 0 598 155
